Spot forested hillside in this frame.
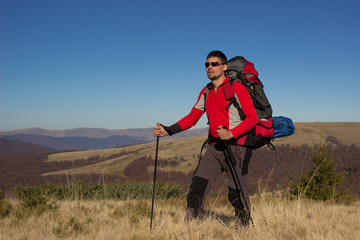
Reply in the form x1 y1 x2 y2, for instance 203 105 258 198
1 140 359 198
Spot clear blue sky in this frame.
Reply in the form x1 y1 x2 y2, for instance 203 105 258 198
1 0 359 131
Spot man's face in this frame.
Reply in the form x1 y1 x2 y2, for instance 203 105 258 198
206 57 227 81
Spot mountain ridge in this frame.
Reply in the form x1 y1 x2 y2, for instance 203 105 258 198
2 121 358 139
1 122 359 153
0 126 208 140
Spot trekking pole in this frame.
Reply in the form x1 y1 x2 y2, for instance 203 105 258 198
218 126 254 227
150 123 161 230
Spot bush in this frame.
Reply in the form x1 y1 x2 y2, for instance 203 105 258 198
14 181 184 201
289 142 354 202
0 189 12 218
15 186 59 215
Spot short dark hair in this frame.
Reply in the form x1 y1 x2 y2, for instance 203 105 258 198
207 51 227 65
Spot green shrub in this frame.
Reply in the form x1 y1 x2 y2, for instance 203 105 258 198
14 181 184 201
15 185 59 215
289 142 355 202
0 189 12 218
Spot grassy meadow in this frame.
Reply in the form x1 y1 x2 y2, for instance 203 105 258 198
2 122 359 239
1 192 359 240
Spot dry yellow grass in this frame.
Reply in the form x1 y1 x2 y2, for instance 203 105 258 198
44 135 208 177
46 143 156 162
1 195 359 240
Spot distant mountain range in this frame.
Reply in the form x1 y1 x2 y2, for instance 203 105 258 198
0 127 208 153
0 127 155 139
0 127 208 140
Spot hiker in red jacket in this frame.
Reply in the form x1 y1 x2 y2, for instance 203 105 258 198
154 50 257 226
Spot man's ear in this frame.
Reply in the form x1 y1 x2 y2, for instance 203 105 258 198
223 64 228 71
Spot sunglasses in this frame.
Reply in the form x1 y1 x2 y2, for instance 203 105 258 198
205 62 223 67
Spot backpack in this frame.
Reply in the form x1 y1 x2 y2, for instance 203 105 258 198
203 56 274 150
224 56 274 149
201 56 296 153
225 57 295 145
199 56 296 160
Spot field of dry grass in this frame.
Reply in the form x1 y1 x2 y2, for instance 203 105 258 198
1 193 359 240
44 135 208 177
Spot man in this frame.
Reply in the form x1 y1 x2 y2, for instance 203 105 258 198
153 50 257 226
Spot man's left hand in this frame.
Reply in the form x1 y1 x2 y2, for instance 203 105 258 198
217 126 234 141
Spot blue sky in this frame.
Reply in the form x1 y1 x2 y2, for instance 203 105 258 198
1 0 359 131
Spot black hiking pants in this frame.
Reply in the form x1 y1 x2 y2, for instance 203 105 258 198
185 143 252 224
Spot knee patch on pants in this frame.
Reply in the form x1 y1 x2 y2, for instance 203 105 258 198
187 176 209 210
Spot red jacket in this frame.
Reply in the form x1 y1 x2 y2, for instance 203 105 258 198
177 77 257 144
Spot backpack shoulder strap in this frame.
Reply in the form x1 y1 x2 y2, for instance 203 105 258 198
223 78 245 120
223 79 235 100
204 84 210 98
203 82 212 113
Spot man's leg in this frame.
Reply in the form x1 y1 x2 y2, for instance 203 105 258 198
185 144 225 222
226 145 252 226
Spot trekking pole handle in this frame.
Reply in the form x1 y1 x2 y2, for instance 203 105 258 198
218 125 225 140
217 125 228 141
218 125 225 134
218 125 237 167
155 123 162 137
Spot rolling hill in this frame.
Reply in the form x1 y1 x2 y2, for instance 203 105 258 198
41 122 360 175
1 122 359 151
0 122 359 197
0 139 57 156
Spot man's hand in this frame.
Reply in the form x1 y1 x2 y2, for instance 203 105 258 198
154 124 169 137
217 125 234 141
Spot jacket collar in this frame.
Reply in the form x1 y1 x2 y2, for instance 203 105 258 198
207 76 229 90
